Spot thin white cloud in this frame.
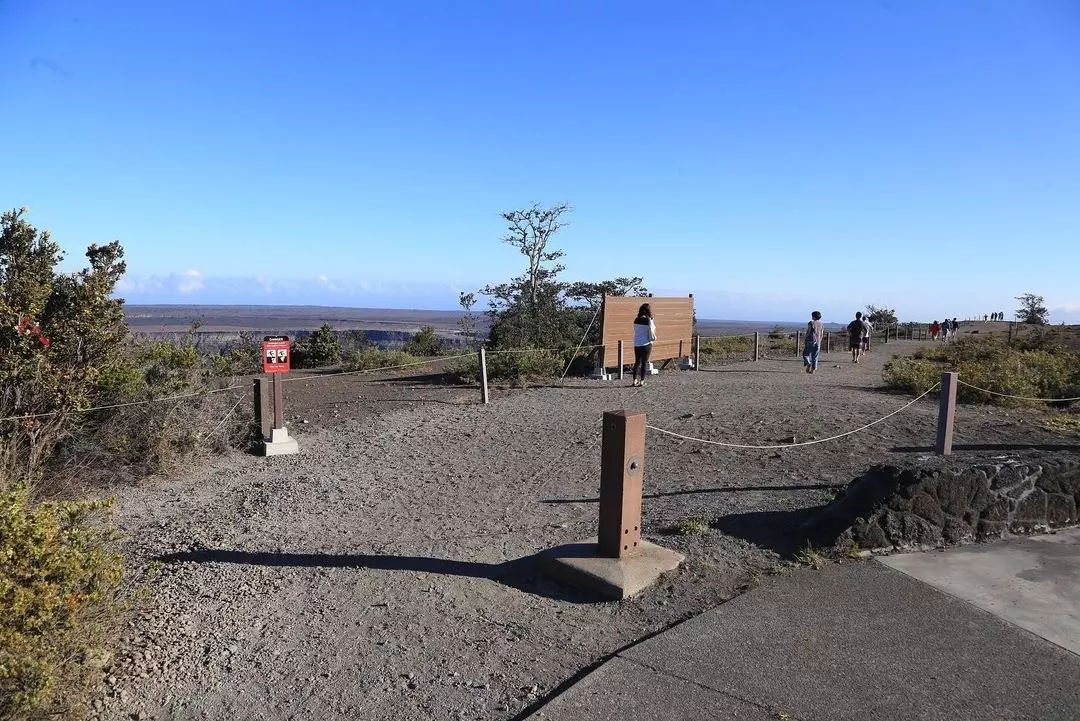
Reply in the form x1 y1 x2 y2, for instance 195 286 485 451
175 269 204 294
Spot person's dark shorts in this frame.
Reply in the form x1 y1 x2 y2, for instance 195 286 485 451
849 336 862 350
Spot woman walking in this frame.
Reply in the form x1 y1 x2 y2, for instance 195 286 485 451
803 311 824 374
632 303 656 387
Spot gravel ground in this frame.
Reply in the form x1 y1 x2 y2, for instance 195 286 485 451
95 341 1078 721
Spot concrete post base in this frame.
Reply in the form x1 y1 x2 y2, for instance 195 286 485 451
539 537 684 600
589 366 613 381
262 427 299 456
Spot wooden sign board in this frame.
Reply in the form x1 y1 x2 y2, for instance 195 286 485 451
600 296 694 369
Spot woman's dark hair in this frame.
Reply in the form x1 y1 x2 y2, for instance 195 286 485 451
811 311 821 320
637 303 652 319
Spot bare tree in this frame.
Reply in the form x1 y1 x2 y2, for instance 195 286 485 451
501 203 571 309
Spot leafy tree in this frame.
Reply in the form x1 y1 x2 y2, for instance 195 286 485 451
0 208 129 484
865 305 898 326
482 203 573 348
478 204 651 358
291 323 341 368
405 326 444 356
1015 293 1049 325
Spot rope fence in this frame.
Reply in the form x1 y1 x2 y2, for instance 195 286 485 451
0 383 247 424
956 380 1080 404
645 384 940 450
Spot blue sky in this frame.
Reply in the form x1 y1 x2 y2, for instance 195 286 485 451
2 1 1078 322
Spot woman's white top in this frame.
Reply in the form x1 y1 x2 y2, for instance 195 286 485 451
633 318 656 347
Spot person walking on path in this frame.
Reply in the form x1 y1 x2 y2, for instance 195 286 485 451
631 303 656 387
862 316 874 352
803 311 824 374
930 320 941 341
940 318 951 342
847 312 868 363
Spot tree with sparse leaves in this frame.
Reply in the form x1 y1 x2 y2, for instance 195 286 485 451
1015 293 1049 325
480 204 649 351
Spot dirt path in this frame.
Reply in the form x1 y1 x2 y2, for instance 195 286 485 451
96 341 1076 721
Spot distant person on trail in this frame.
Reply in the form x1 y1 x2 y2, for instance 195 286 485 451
631 303 656 387
930 320 941 341
951 318 959 341
862 316 874 352
940 318 951 342
847 312 867 363
984 314 988 321
803 311 824 374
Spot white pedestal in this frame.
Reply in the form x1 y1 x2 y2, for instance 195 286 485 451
262 427 299 456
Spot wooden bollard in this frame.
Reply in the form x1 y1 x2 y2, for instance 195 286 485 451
826 331 832 354
694 334 701 370
795 331 801 356
479 347 489 404
598 410 645 558
253 378 270 440
617 340 625 381
935 371 958 456
753 331 760 361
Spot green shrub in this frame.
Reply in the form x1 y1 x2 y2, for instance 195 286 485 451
882 356 940 395
447 348 566 384
699 336 754 360
0 488 124 720
341 348 421 372
291 324 341 368
404 326 444 357
1 208 129 488
884 336 1080 405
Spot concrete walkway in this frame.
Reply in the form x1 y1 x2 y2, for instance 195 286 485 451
529 537 1080 721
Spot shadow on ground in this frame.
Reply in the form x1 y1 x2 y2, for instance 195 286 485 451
542 482 847 505
893 443 1078 453
711 507 825 558
156 549 608 604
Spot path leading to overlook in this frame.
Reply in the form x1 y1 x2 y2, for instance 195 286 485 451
96 340 1077 721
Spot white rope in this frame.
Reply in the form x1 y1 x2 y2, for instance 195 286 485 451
957 380 1080 403
205 394 247 439
0 383 247 424
281 352 476 383
646 385 940 449
560 302 603 381
488 344 601 355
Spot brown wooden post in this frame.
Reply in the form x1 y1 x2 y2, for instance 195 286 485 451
271 372 284 430
598 410 645 559
1008 322 1014 345
678 339 684 362
253 378 270 440
826 331 832 354
694 335 701 370
935 371 958 456
753 331 760 361
479 347 489 404
617 340 624 381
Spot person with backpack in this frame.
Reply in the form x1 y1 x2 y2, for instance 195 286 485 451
847 312 868 363
631 303 656 387
940 317 951 342
803 311 824 374
930 320 941 341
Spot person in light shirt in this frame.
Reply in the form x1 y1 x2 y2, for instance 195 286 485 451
631 303 657 387
803 311 824 374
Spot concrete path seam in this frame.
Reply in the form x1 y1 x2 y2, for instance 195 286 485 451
613 652 810 721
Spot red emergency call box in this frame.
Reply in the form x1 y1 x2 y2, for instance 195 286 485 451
262 336 291 374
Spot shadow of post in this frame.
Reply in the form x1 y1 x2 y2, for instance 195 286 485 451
156 548 609 604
